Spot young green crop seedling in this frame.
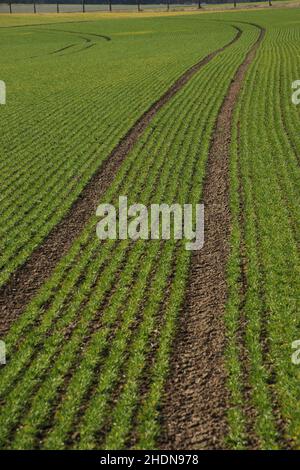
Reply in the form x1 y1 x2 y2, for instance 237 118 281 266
1 6 300 451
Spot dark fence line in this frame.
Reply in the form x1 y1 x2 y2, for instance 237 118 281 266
0 0 271 13
0 1 209 14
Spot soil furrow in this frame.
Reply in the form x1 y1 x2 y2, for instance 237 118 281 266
159 24 265 450
0 25 241 336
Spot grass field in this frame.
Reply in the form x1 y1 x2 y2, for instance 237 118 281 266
0 5 300 451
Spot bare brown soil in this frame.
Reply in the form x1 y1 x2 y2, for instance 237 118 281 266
158 24 265 450
0 26 241 337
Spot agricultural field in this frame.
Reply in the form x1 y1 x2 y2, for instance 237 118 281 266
0 5 300 453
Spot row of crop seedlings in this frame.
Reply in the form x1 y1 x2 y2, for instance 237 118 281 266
0 53 187 285
0 22 258 449
278 25 300 168
226 19 300 449
0 23 233 287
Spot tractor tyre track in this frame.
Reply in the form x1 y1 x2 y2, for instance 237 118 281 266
159 24 265 450
0 25 241 337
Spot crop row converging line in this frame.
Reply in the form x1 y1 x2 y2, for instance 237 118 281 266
0 24 241 336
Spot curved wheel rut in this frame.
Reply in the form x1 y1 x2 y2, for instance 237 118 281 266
159 24 265 451
0 24 242 336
